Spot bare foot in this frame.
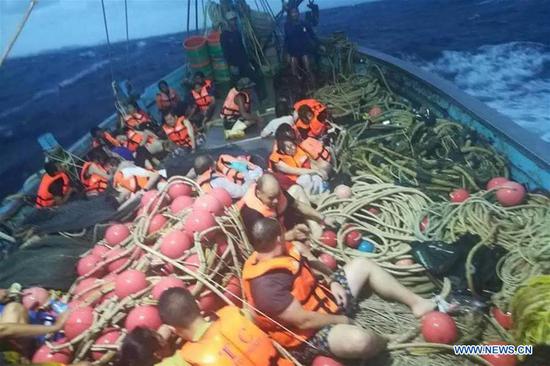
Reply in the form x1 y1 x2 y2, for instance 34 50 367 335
411 297 437 318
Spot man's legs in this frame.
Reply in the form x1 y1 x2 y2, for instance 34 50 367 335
327 324 386 360
343 258 436 318
0 302 28 324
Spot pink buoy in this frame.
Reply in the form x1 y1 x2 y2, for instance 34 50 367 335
151 277 186 300
496 181 526 207
312 355 344 366
215 234 229 256
160 230 193 259
319 253 337 270
77 254 105 277
105 224 130 246
368 106 383 118
92 328 122 361
368 207 381 215
64 306 94 340
74 278 99 302
32 339 72 364
211 187 233 207
106 248 129 272
148 214 167 234
334 185 352 199
184 210 217 238
183 253 200 273
421 311 458 344
125 305 162 331
91 244 110 258
345 230 362 248
115 270 148 298
223 276 242 307
395 258 415 266
491 307 513 330
141 189 166 209
170 195 194 214
420 216 429 232
100 290 116 305
168 183 192 200
486 177 509 190
321 230 337 247
193 194 224 216
22 287 50 310
449 188 470 203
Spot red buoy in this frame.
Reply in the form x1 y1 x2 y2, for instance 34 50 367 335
170 195 194 214
334 185 352 199
32 339 72 364
486 177 509 190
105 224 130 246
183 253 200 273
125 305 162 331
193 194 224 216
184 210 217 238
223 276 242 307
450 188 470 203
319 253 337 270
395 258 415 266
151 277 186 300
64 306 94 340
160 230 192 259
312 355 344 366
91 244 110 258
73 278 100 305
214 233 229 256
22 287 50 310
420 216 429 232
211 187 233 207
92 328 122 360
491 307 513 330
141 189 167 210
168 183 192 200
321 230 337 247
148 214 167 234
345 230 362 248
496 181 526 207
481 342 517 366
77 254 105 277
368 106 383 118
115 270 148 298
197 291 223 313
106 248 129 272
421 311 458 344
367 207 381 215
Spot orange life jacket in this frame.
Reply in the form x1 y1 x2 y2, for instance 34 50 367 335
216 154 257 185
124 111 151 129
179 306 292 366
125 130 155 153
156 88 180 111
113 170 150 193
80 161 109 194
268 145 311 182
92 131 120 148
242 243 339 348
191 80 214 112
221 88 250 120
35 172 70 208
197 169 219 193
236 183 288 224
300 137 331 162
162 116 192 147
294 99 329 139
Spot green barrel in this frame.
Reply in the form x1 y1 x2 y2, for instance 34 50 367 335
190 60 213 78
212 58 230 83
183 36 210 67
207 31 225 59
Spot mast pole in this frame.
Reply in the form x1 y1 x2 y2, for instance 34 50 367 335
0 0 38 67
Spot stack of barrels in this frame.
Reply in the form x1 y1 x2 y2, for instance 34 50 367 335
183 31 231 84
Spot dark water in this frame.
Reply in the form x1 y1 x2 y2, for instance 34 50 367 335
1 0 549 198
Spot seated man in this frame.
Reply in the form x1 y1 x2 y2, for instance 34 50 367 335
121 103 153 130
187 72 216 130
294 99 329 140
260 98 295 138
156 80 183 116
220 78 262 140
162 112 196 152
193 155 262 199
157 287 292 366
243 218 436 365
276 123 332 166
120 126 164 169
80 148 112 196
35 161 74 208
237 173 323 241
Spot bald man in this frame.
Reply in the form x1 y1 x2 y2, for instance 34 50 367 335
237 173 324 241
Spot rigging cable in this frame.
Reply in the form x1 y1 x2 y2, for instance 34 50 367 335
187 0 191 35
100 0 115 83
0 0 38 67
195 0 199 33
124 0 130 75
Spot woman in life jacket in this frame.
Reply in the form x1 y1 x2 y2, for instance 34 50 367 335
187 72 216 130
156 80 184 116
121 103 157 131
277 123 332 165
80 148 112 196
220 77 263 139
35 161 74 208
161 112 196 151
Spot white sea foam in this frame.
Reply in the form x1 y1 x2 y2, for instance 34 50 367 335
422 42 550 142
58 60 110 88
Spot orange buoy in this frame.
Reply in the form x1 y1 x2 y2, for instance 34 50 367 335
211 187 233 207
491 307 513 330
184 210 217 237
148 214 167 234
125 305 162 331
193 194 224 216
170 195 194 213
486 177 509 190
450 188 470 203
64 306 94 340
105 224 130 245
106 248 129 272
160 230 192 259
115 270 148 298
168 183 192 200
495 181 526 207
345 230 362 248
92 328 122 360
321 230 337 247
421 311 457 344
481 342 517 366
22 287 50 310
32 339 72 363
368 106 383 118
319 253 337 270
334 185 352 199
312 355 344 366
151 277 186 300
183 253 200 273
77 254 105 277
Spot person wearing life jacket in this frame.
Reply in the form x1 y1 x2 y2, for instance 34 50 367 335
80 148 111 196
156 80 183 115
294 99 329 140
117 326 179 366
215 154 261 186
157 287 293 366
187 72 216 128
162 112 196 151
35 162 73 208
220 77 263 140
237 174 324 242
276 123 332 164
112 159 162 201
90 127 121 149
121 125 164 169
243 218 437 365
121 103 153 130
261 98 295 138
193 155 262 199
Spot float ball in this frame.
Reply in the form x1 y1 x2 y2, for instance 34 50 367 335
193 194 224 216
211 187 233 207
334 185 352 199
450 188 470 203
396 258 415 266
160 230 192 259
184 211 217 237
420 217 429 232
321 230 337 247
183 254 200 273
64 306 94 340
91 245 110 258
32 341 72 364
319 253 337 270
421 311 457 344
345 230 362 248
106 248 129 272
148 214 167 234
496 182 526 207
368 106 383 118
92 329 122 360
491 307 513 330
481 343 517 366
125 305 162 331
170 196 194 214
22 287 50 310
358 240 375 253
77 254 105 277
486 177 509 190
105 224 130 245
115 270 148 298
168 183 192 200
151 277 186 300
312 355 344 366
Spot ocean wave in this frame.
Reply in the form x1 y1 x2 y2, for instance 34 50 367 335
58 60 110 88
421 42 550 142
